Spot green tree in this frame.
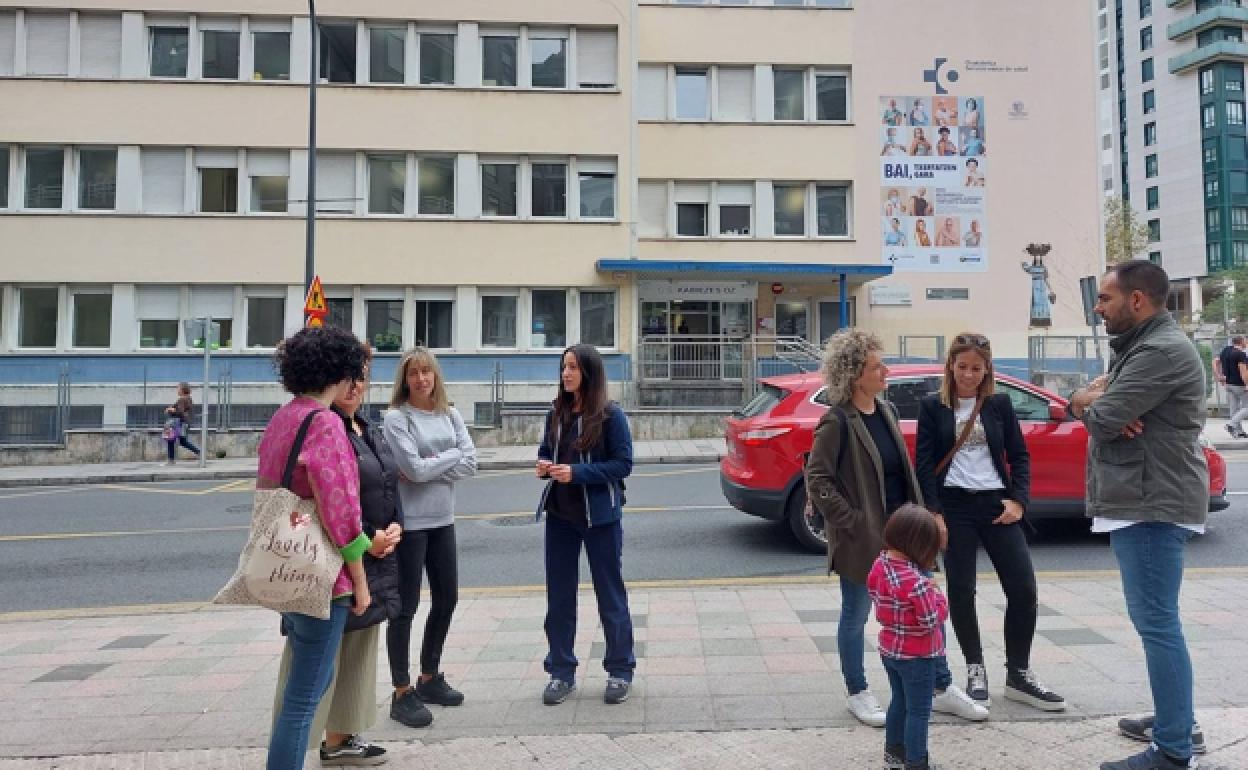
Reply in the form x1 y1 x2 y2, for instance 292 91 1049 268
1103 196 1151 265
1202 267 1248 330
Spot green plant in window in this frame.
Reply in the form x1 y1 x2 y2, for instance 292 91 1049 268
373 331 402 352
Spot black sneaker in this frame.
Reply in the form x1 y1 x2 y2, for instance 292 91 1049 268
319 734 387 766
604 677 630 704
1099 746 1192 770
1118 715 1207 755
885 744 906 770
1004 668 1066 712
542 678 576 705
415 673 465 707
966 663 990 705
389 689 433 728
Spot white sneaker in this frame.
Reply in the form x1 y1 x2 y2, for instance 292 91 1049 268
846 690 886 727
932 684 989 721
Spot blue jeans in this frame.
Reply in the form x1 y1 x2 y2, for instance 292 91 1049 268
544 515 636 683
883 655 937 766
1110 522 1196 762
269 602 349 770
840 576 952 695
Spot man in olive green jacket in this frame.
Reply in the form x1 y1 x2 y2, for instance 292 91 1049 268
1069 261 1207 770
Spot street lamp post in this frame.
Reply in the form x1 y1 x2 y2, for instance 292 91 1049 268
305 0 317 299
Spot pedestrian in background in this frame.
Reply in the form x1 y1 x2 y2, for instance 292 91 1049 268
1213 335 1248 438
868 504 950 770
916 333 1064 713
536 344 635 706
1069 261 1209 770
163 382 201 465
382 348 476 729
805 329 986 728
262 327 372 770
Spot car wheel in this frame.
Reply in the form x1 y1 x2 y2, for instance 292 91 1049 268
786 484 827 554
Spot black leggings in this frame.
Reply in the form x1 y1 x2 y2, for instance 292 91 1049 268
940 489 1038 672
387 524 458 688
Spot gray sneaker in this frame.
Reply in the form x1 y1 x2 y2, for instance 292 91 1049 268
1117 715 1206 754
542 678 576 705
604 677 630 704
319 735 387 766
1099 747 1192 770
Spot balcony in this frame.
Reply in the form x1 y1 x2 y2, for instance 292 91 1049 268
1169 40 1248 73
1168 5 1248 40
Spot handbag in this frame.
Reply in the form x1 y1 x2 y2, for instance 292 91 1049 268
934 396 986 476
213 410 345 619
161 418 177 442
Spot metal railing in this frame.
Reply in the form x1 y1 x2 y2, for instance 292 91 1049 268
639 334 822 384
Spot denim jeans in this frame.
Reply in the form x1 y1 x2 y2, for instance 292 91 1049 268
268 601 349 770
1110 522 1197 762
544 515 636 683
882 655 937 766
839 576 951 695
166 418 200 460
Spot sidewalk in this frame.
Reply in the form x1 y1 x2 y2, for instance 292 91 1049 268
0 438 728 489
1 572 1246 767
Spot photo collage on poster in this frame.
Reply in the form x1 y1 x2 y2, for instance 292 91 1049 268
879 95 987 273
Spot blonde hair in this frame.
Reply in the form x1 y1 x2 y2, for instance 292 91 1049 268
389 347 450 413
939 332 995 408
821 329 884 406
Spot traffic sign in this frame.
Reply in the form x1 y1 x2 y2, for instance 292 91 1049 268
304 276 327 326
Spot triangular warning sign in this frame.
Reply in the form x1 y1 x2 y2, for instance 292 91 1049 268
304 276 327 317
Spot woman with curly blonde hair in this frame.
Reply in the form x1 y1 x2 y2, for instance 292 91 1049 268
805 330 987 744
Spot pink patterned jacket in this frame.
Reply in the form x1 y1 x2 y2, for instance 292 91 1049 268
257 396 370 598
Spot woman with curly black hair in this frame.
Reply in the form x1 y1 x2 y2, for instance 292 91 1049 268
263 326 374 770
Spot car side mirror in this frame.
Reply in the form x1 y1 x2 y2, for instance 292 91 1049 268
1049 403 1068 421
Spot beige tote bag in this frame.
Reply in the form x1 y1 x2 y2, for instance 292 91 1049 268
214 410 344 619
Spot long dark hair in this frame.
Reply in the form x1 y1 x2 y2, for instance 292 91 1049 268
552 344 609 451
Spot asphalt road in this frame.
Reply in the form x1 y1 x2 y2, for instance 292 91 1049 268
2 460 1247 615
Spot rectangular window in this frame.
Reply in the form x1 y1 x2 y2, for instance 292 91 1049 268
719 204 751 236
773 183 806 236
579 291 615 348
365 299 403 351
532 163 567 217
414 300 453 348
316 152 356 213
1148 251 1161 264
1140 26 1152 51
1146 153 1158 178
253 31 290 80
72 293 111 348
139 320 179 348
717 67 754 121
0 145 8 207
1141 57 1154 83
576 28 617 88
817 184 849 236
579 170 616 218
1205 104 1218 129
481 295 517 347
419 33 455 85
369 26 405 84
481 162 517 217
78 14 123 78
1229 101 1246 126
19 288 58 347
136 285 181 348
1202 68 1216 95
1208 208 1221 231
1144 122 1157 146
1142 89 1155 114
246 297 285 347
25 146 64 209
25 12 69 76
1209 241 1223 268
677 203 708 237
367 154 405 214
248 150 290 213
1233 206 1248 228
325 297 352 330
1147 218 1160 242
78 148 117 210
638 64 668 120
199 168 238 213
1146 186 1160 210
773 69 805 121
1233 171 1248 195
638 181 668 237
1207 175 1220 198
530 289 567 348
482 35 517 87
150 26 189 77
142 148 186 214
675 68 710 120
189 286 234 347
418 156 455 215
319 22 357 83
1228 68 1245 92
816 73 848 121
202 30 240 79
1139 0 1151 18
531 38 567 88
1236 241 1248 266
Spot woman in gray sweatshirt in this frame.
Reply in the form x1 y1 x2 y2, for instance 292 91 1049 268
381 348 476 729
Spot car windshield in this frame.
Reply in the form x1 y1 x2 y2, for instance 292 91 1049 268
735 384 787 418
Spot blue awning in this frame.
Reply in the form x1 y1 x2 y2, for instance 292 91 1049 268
596 259 892 282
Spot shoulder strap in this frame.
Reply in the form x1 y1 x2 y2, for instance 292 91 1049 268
933 396 984 477
281 409 325 490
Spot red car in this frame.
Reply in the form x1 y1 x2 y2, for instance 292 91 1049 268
720 365 1230 552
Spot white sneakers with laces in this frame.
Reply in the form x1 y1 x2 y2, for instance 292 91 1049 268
932 684 990 721
846 690 887 727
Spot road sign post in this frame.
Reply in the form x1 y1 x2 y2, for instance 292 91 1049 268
304 275 327 328
183 318 220 468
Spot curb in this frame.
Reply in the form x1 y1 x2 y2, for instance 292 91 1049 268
0 454 724 489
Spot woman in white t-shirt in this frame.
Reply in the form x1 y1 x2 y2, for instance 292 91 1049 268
915 333 1066 716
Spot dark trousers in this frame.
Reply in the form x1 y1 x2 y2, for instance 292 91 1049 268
940 488 1038 671
544 515 636 683
166 418 200 460
386 524 458 688
882 655 937 768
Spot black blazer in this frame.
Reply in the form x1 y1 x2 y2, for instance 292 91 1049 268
915 393 1031 514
